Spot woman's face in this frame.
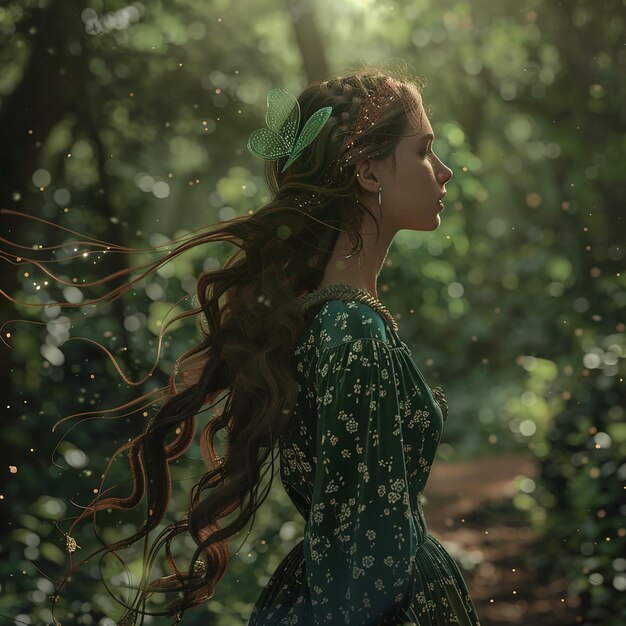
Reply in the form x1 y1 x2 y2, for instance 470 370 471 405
356 99 454 233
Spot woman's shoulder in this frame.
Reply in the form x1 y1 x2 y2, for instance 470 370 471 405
296 298 392 358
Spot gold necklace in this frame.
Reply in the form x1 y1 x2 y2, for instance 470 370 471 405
298 283 448 421
298 283 398 333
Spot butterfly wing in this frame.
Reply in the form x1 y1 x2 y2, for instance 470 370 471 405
247 88 300 162
247 128 291 160
282 106 332 172
266 88 300 143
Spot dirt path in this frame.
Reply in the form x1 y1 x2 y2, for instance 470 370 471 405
423 453 581 626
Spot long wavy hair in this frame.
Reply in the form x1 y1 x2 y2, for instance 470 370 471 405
1 61 428 624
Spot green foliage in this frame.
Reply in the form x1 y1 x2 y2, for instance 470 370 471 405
1 0 624 624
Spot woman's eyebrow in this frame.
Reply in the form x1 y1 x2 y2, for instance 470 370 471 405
421 132 435 142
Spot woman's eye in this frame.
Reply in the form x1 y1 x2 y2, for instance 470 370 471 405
420 149 434 158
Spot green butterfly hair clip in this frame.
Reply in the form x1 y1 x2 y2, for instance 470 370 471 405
247 88 333 173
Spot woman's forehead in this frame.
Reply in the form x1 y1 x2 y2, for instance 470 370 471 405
405 99 431 135
404 114 433 140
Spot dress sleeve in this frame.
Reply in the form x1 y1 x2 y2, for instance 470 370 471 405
304 337 418 625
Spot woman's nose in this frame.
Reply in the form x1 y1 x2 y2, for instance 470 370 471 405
434 154 453 182
439 163 453 183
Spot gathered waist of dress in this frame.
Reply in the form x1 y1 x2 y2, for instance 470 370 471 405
280 506 429 571
270 499 431 589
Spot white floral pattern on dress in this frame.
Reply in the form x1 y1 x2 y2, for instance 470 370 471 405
248 300 481 625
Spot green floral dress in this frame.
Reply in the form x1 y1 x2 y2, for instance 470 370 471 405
248 298 481 625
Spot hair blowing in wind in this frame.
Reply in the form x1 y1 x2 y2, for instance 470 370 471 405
0 62 428 624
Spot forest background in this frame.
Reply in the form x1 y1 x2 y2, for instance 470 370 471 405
0 1 624 625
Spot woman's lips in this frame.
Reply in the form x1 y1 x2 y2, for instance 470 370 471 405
437 192 446 210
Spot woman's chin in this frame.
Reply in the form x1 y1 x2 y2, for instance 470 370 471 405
408 220 440 232
430 209 443 226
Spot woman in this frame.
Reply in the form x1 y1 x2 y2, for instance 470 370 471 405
245 70 479 625
2 63 480 625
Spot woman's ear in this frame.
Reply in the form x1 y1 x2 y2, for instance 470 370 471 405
355 158 381 194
